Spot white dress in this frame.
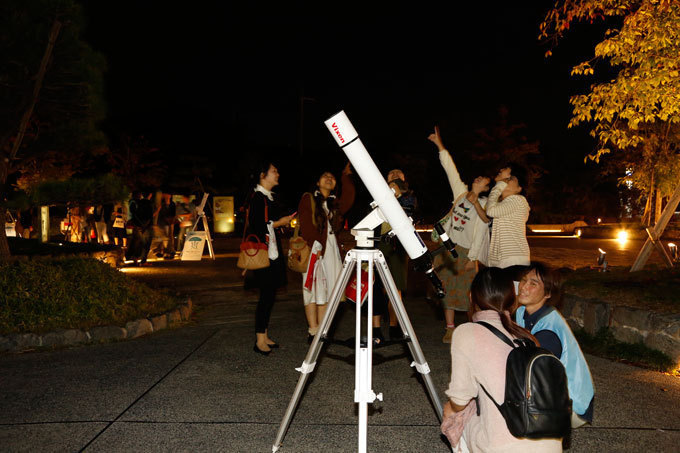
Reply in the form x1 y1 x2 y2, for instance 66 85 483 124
302 201 342 305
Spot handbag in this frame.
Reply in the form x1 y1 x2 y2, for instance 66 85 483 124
237 234 270 270
287 221 311 273
237 195 271 270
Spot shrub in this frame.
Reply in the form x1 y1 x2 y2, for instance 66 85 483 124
0 257 179 334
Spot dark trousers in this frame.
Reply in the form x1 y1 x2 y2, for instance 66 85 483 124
254 262 281 333
127 227 153 263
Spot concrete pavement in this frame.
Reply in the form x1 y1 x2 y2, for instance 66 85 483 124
1 238 679 452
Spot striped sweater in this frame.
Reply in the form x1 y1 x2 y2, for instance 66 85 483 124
485 181 530 268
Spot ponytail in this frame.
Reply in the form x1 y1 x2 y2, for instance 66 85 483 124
470 268 538 346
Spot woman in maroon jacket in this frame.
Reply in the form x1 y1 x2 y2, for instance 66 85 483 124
298 163 355 342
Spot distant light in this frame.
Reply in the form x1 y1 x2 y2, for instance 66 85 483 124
669 243 677 261
575 229 582 237
532 229 563 233
597 248 607 269
290 218 298 228
597 218 602 223
616 230 629 244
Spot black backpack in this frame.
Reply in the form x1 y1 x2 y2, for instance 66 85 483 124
476 321 572 439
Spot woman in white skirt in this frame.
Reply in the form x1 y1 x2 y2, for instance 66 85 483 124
298 163 355 342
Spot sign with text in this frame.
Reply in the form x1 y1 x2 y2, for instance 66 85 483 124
180 231 207 261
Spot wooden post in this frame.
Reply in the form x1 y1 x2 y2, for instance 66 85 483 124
630 182 680 272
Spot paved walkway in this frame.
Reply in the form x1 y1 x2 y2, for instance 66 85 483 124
0 239 679 452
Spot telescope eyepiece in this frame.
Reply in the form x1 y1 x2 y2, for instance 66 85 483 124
434 223 458 259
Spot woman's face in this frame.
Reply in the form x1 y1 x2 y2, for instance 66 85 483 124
472 176 490 193
260 164 280 188
317 172 336 192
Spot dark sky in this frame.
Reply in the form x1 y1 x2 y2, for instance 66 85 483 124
80 1 606 217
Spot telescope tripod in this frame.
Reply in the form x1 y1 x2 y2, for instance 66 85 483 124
272 234 444 453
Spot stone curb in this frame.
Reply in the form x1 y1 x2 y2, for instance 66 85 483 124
562 294 680 363
0 297 193 353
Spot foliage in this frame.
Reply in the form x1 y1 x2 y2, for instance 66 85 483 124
0 0 107 178
563 265 680 313
465 106 544 200
574 327 675 372
541 0 680 196
29 173 128 206
0 257 179 335
97 134 166 191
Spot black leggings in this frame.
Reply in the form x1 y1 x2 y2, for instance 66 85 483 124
255 282 276 333
253 259 285 333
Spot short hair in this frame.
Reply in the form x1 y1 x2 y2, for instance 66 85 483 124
522 262 562 309
505 163 528 193
387 169 405 183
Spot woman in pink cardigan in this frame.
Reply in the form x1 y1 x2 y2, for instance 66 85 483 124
443 267 562 452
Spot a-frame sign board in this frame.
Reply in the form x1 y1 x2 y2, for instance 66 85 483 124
630 182 680 272
180 193 215 261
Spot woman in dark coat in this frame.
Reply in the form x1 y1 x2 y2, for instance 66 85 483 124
248 161 295 355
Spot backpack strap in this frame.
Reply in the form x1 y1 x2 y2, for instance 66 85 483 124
476 321 515 348
475 321 514 415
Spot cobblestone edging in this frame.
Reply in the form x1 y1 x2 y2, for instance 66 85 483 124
0 298 193 353
562 294 680 363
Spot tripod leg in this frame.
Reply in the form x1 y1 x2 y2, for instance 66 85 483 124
374 253 444 422
272 252 356 452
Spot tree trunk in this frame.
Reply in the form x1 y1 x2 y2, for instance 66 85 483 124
641 191 652 226
654 188 662 225
641 173 654 226
0 225 9 259
0 19 61 261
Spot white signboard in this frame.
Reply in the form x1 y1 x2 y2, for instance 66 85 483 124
180 231 207 261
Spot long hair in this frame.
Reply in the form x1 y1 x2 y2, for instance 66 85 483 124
469 267 538 345
310 171 338 234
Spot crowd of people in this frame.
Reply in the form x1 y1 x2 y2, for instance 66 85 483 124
243 125 594 451
54 192 198 266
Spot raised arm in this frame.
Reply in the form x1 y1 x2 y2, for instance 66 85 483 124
485 181 528 218
428 126 468 200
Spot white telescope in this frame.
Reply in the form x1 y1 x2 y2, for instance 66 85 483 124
324 110 445 297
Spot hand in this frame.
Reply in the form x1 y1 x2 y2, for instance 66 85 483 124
342 162 352 175
495 167 511 182
427 125 445 151
275 215 294 228
443 400 454 419
464 260 477 272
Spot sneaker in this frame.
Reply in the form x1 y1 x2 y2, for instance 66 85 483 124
442 327 454 344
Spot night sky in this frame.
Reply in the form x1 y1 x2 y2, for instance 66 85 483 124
80 1 608 220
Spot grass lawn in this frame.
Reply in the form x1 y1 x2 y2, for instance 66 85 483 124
562 265 680 314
